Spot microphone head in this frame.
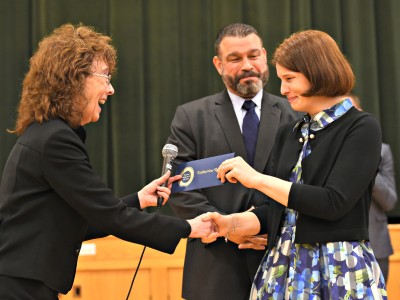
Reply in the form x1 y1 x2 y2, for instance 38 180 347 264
162 144 178 158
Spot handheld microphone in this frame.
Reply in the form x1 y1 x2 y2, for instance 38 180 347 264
157 144 178 207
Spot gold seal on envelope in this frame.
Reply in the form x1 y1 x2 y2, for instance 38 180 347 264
179 166 195 187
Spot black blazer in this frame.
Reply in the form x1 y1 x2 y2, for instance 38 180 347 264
167 90 299 300
0 119 190 294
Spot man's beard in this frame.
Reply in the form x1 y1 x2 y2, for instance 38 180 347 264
222 69 269 98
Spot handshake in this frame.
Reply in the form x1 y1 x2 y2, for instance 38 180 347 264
187 212 267 250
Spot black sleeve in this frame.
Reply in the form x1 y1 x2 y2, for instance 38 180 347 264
43 127 190 254
84 193 141 240
251 205 269 234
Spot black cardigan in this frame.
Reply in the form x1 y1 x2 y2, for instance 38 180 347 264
253 107 382 249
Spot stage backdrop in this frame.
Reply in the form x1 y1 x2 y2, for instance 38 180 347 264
1 0 400 218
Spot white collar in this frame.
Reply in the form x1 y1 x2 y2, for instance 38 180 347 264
228 89 263 111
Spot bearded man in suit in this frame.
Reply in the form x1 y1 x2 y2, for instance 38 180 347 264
166 23 299 300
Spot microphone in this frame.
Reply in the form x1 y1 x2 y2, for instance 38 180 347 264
157 144 178 207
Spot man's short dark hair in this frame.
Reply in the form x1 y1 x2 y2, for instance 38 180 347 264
215 23 262 56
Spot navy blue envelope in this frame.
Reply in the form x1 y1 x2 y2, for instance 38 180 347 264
171 153 235 193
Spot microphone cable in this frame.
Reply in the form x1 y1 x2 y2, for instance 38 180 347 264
125 245 146 300
125 206 162 300
126 144 177 299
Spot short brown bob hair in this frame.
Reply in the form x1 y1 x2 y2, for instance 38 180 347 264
10 23 117 135
272 30 354 97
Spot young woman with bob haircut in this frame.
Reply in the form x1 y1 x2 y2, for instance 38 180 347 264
204 30 387 299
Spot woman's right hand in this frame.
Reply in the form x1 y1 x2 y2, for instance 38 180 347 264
187 214 214 238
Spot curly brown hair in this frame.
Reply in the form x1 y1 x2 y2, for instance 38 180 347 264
10 23 117 135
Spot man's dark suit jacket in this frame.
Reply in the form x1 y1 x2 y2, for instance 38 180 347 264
369 143 397 259
167 90 298 300
0 119 191 294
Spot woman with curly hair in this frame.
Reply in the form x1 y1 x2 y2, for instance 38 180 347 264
0 24 211 299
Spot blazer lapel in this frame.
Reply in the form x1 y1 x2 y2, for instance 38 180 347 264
214 91 248 160
254 92 281 172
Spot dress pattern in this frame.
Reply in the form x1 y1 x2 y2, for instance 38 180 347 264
250 99 387 299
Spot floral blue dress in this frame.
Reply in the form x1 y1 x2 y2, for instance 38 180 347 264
250 99 387 300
